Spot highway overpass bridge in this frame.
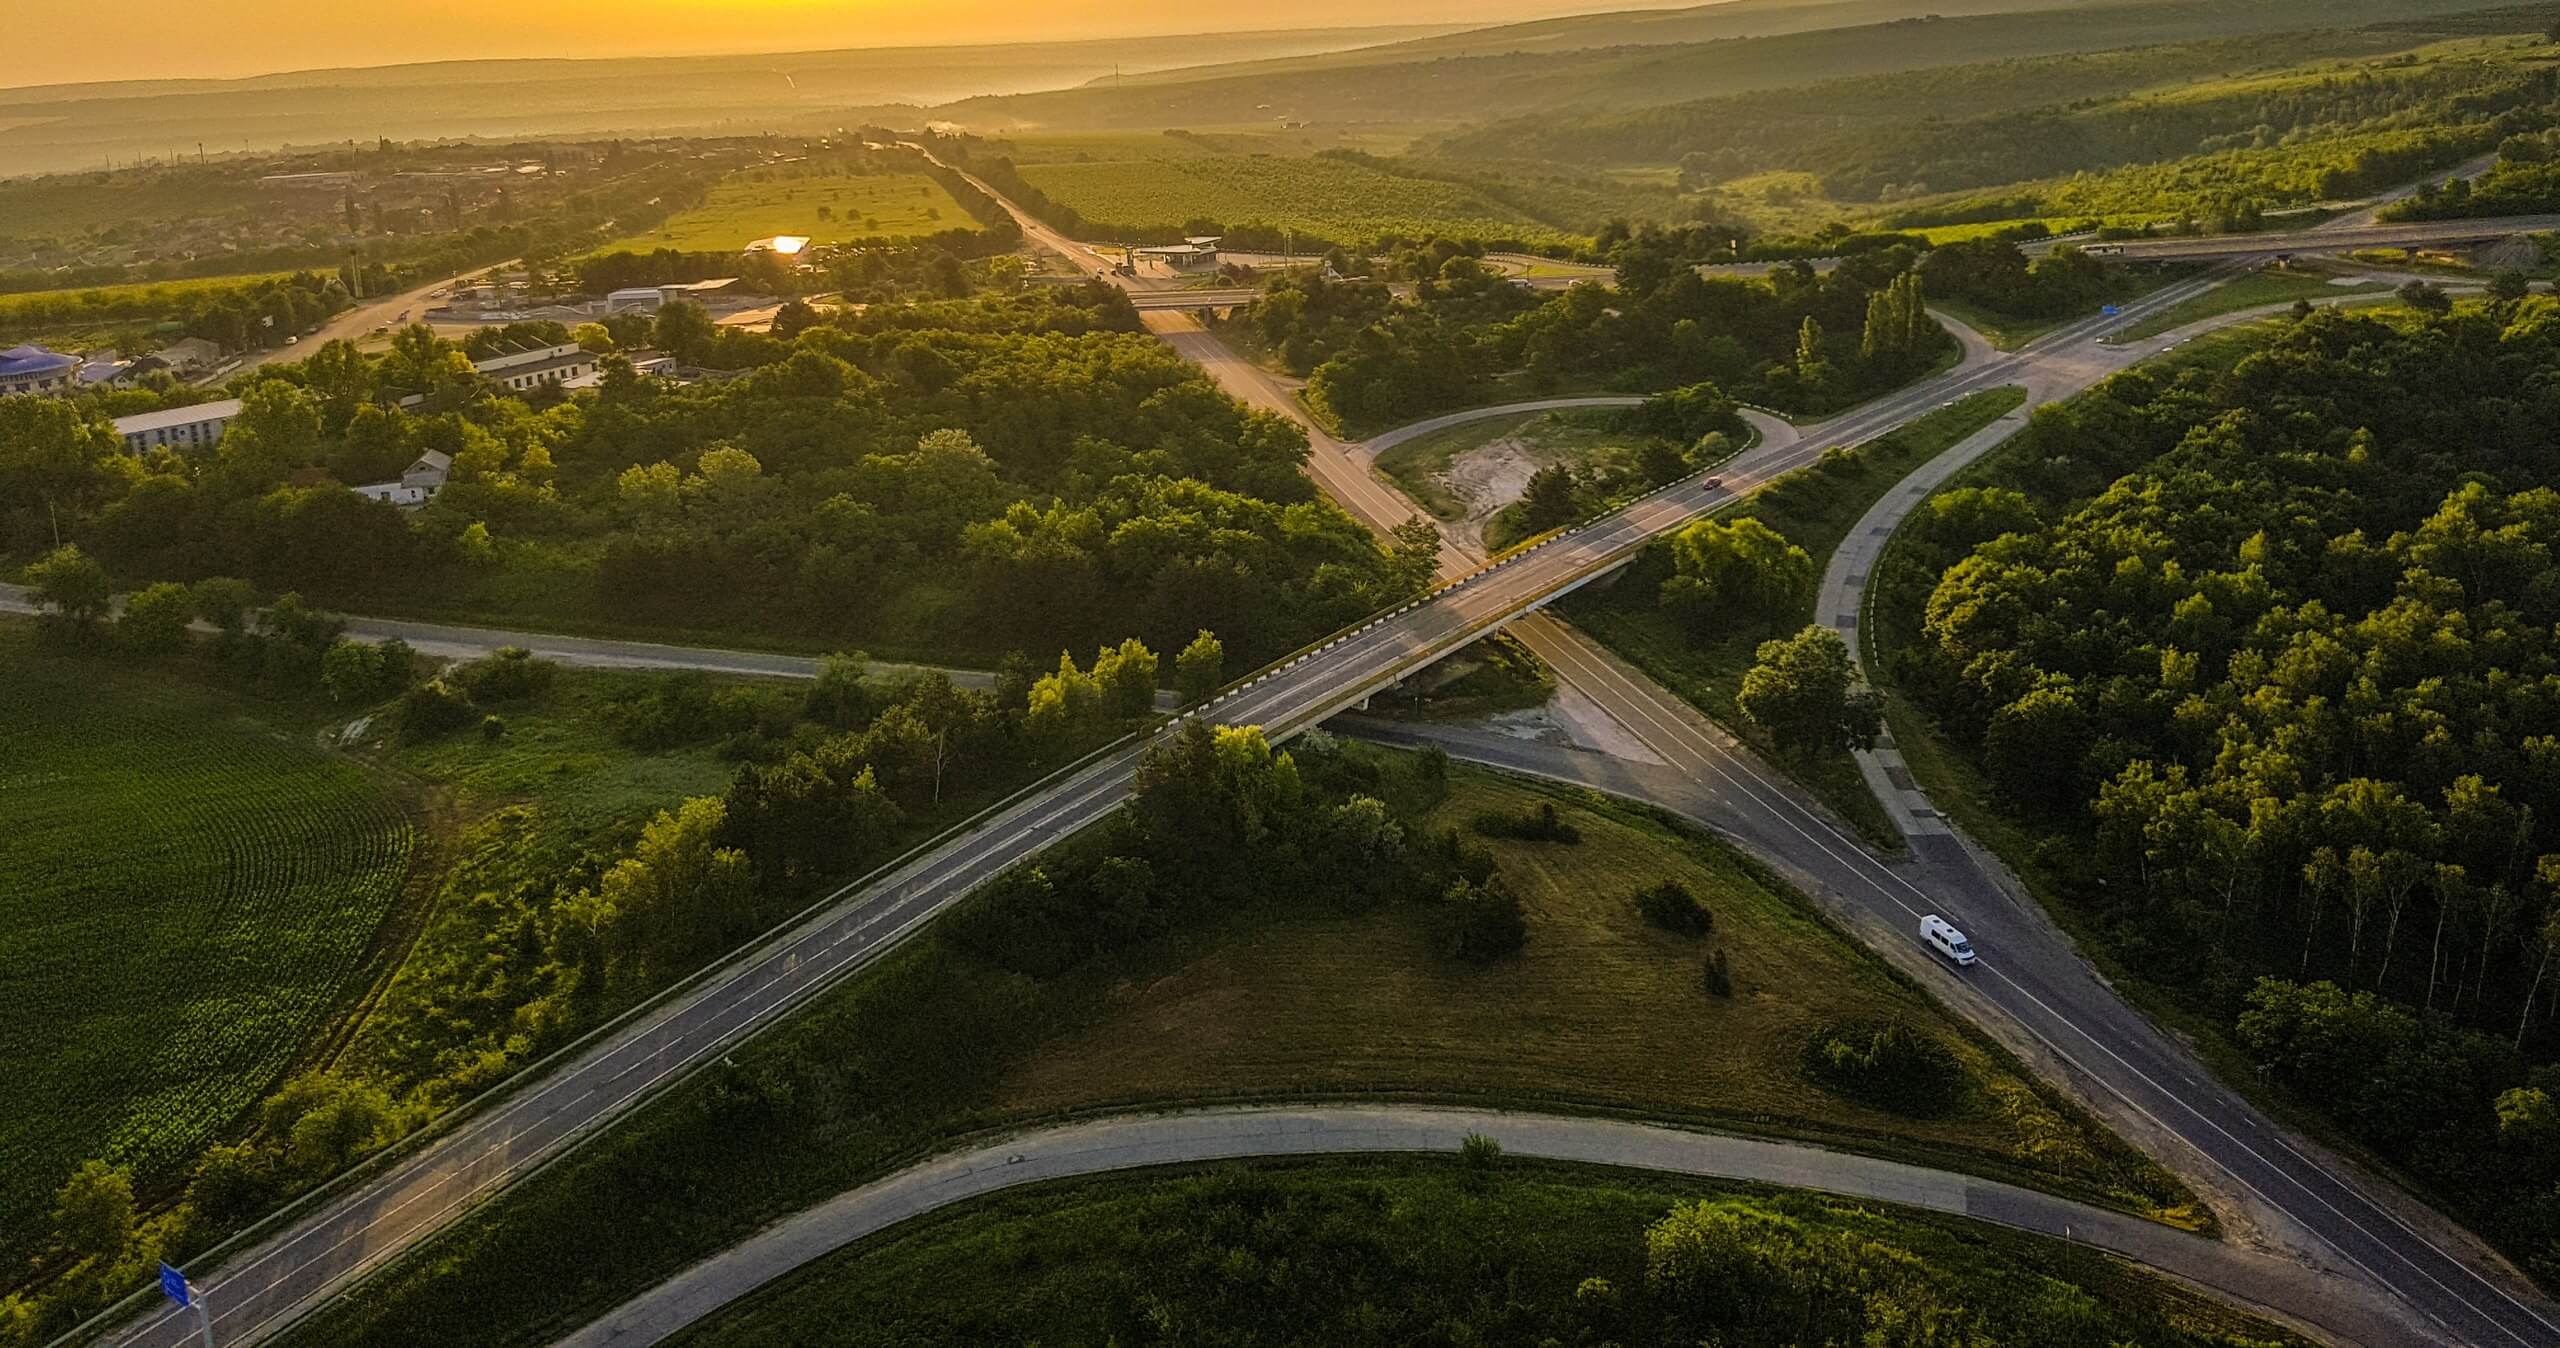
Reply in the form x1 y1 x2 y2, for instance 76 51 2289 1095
2101 212 2560 262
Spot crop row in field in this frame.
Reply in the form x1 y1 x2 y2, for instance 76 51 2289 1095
597 169 974 253
1015 154 1580 247
0 636 417 1263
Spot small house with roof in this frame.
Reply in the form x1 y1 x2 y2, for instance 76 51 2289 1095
352 449 453 509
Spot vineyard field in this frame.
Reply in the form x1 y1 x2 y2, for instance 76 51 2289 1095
0 634 418 1264
1015 154 1580 247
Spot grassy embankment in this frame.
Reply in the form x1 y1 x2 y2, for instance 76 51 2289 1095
277 758 2195 1348
0 629 419 1266
1563 386 2029 850
2114 267 2391 342
678 1161 2293 1347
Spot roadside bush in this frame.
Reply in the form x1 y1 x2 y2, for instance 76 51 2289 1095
397 679 475 741
452 647 557 703
1801 1020 1961 1116
603 672 761 749
1635 880 1713 936
1440 875 1528 963
1703 949 1734 997
1471 801 1581 844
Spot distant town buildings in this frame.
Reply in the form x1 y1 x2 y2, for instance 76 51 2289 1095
0 344 79 396
111 398 244 454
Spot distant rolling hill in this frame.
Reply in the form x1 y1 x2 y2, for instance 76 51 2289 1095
939 0 2541 134
0 26 1459 178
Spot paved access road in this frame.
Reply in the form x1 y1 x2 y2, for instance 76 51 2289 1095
555 1104 2416 1348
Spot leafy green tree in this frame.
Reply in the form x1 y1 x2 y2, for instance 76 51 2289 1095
2399 279 2453 315
1092 637 1159 719
1440 874 1527 962
26 544 111 638
1981 684 2092 809
320 640 387 704
1025 650 1104 748
190 576 259 641
1175 630 1225 705
0 397 121 541
117 581 195 656
51 1160 134 1266
654 300 719 364
1520 464 1580 532
1736 625 1883 755
1660 517 1813 626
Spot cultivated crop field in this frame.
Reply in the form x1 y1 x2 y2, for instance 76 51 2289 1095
0 271 298 338
1015 153 1578 247
600 169 973 252
0 635 417 1259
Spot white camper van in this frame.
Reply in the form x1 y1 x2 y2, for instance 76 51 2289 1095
1919 915 1976 966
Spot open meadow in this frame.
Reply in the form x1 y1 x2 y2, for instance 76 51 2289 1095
0 631 418 1264
599 168 974 252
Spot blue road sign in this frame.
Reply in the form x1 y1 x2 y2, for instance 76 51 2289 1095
158 1262 191 1309
2102 304 2121 316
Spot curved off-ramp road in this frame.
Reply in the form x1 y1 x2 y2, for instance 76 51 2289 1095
554 1104 2413 1348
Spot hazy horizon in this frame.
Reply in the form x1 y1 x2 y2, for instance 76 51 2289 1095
1 0 1689 91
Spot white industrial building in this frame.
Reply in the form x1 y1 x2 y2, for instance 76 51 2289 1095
474 342 596 392
111 398 245 453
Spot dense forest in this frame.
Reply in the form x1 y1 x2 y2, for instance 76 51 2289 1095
1880 302 2560 1280
0 283 1427 667
1237 240 1951 435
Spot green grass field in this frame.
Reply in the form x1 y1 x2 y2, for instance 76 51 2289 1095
599 169 973 252
0 631 418 1261
1564 387 2030 849
1016 153 1578 247
676 1161 2282 1347
1002 769 2177 1213
2114 268 2391 341
277 753 2191 1348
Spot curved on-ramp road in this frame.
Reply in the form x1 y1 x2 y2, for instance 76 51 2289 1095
553 1105 2413 1348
